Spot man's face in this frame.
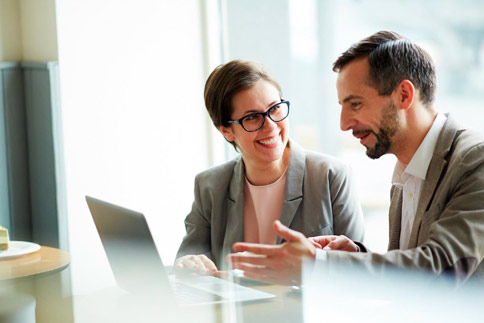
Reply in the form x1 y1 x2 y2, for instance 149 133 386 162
336 58 400 159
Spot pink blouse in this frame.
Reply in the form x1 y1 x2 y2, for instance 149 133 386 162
243 169 288 244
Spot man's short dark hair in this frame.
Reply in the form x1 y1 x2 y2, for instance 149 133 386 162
333 31 436 106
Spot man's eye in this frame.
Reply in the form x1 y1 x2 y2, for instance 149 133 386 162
350 102 361 109
245 115 257 121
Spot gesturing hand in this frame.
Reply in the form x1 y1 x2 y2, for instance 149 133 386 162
227 220 316 285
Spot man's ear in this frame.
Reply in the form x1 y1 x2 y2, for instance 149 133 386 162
396 79 415 110
218 125 235 142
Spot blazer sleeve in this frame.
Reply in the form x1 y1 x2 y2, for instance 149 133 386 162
329 163 366 243
325 143 484 284
175 174 213 261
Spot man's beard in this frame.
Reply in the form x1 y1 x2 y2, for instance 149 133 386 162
366 101 399 159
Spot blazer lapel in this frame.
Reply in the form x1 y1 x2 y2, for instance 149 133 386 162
388 184 403 250
408 157 446 247
277 140 304 244
222 157 245 255
408 114 458 248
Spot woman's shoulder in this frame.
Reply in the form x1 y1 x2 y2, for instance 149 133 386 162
195 155 242 184
291 140 348 172
305 152 351 181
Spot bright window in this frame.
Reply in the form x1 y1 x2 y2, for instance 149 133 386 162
223 0 484 252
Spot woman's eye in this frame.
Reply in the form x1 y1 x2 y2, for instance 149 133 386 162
245 115 257 121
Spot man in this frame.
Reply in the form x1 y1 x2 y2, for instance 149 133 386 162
228 31 484 285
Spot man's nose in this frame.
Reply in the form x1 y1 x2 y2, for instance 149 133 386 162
340 108 356 131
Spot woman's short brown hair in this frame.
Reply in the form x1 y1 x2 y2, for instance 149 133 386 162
204 60 282 149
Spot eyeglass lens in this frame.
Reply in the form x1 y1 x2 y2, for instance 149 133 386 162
242 102 289 131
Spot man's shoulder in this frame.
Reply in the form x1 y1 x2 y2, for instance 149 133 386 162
439 126 484 182
438 115 484 163
444 114 484 145
453 127 484 161
456 127 484 147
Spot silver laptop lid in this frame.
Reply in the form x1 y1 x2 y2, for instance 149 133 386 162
86 196 172 296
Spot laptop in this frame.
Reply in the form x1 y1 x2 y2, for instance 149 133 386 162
85 195 274 307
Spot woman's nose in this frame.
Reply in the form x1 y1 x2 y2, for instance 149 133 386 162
262 115 277 131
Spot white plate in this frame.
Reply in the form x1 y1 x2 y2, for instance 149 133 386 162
0 241 41 259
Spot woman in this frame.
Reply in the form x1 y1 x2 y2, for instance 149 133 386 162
175 60 364 275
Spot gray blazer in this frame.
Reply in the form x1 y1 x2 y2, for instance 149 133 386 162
176 139 365 269
326 115 484 283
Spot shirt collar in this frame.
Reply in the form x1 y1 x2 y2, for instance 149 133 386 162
405 112 446 180
392 160 406 187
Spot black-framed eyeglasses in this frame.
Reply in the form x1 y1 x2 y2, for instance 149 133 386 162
228 100 290 132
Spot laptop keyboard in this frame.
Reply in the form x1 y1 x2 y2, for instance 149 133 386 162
171 280 224 305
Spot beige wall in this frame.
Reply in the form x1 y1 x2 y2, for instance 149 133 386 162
0 0 58 62
0 0 22 60
20 0 58 61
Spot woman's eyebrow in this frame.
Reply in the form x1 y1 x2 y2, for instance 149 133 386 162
241 101 279 115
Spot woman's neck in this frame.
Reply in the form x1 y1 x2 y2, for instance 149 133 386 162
244 146 291 186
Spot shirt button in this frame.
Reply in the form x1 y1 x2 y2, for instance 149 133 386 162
408 193 414 199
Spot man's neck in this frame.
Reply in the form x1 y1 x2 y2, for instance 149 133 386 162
395 105 438 165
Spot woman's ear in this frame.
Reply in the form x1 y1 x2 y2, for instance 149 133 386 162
218 125 235 142
396 79 415 110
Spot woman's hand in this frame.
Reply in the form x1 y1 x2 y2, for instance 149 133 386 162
309 235 359 252
174 254 219 276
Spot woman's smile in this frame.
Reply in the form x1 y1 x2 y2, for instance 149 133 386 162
257 134 281 146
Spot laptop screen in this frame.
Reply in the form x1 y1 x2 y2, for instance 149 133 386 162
86 196 174 298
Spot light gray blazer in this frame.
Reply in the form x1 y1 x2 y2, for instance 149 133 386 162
176 139 365 269
326 115 484 283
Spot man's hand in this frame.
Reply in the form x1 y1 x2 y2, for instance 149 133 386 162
174 254 219 277
309 235 359 252
227 220 316 285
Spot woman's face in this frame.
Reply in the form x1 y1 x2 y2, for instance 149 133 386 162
219 79 289 167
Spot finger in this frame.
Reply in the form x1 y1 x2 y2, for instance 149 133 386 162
179 255 209 273
230 261 267 272
325 236 357 252
237 264 295 285
239 270 274 284
309 239 322 249
273 220 306 243
199 255 218 273
193 256 214 274
232 243 281 256
175 262 185 272
228 254 271 267
175 258 197 271
324 235 346 250
240 270 276 284
310 235 338 248
174 258 200 277
213 270 231 279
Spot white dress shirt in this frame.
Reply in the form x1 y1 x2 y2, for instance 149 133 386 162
315 113 447 260
392 112 447 249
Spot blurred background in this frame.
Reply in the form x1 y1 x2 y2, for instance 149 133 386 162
1 0 483 307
